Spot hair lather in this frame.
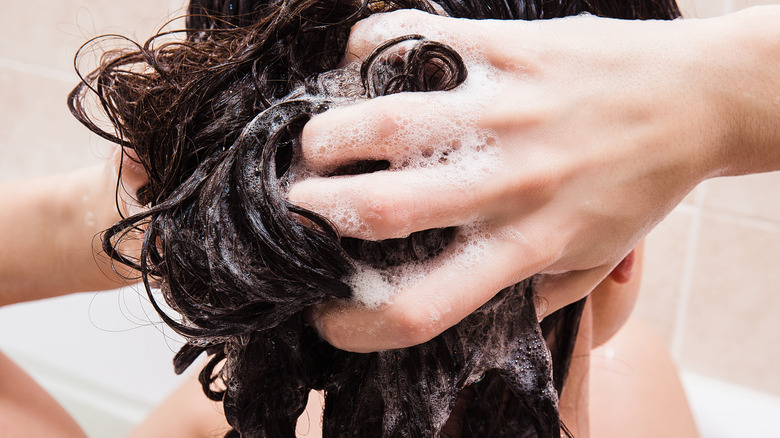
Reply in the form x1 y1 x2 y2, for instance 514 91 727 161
69 1 680 436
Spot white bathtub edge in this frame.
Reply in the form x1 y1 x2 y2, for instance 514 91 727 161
4 347 151 438
681 371 780 438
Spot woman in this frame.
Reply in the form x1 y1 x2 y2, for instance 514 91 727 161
69 1 694 436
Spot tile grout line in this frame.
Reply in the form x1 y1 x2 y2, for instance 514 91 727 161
670 185 707 361
700 205 780 233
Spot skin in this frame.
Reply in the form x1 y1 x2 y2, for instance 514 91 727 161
125 371 231 438
0 352 87 438
124 375 326 438
0 164 122 305
0 147 145 307
0 148 145 436
288 6 780 353
589 317 699 438
130 243 699 438
5 6 778 436
569 242 697 437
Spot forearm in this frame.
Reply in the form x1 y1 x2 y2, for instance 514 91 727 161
0 165 128 306
489 6 780 184
714 7 780 177
0 351 86 438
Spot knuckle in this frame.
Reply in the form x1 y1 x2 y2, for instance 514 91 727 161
320 325 349 351
374 109 399 142
314 312 354 352
346 17 382 61
358 187 404 238
390 305 439 347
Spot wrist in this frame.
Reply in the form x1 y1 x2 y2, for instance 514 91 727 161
698 7 780 178
51 166 125 296
0 166 123 306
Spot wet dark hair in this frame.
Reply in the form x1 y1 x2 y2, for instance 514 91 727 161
69 1 680 437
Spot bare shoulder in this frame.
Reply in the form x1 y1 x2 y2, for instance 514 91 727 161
590 318 699 438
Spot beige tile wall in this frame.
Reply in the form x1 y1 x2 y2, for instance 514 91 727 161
636 0 780 396
0 0 185 182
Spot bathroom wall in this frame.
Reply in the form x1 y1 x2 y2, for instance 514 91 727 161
638 0 780 398
0 0 185 181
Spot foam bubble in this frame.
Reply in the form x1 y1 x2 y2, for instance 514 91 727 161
289 39 503 181
347 261 429 309
282 36 512 306
364 10 496 68
348 264 396 308
345 222 499 309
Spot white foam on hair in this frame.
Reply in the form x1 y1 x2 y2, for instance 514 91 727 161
296 65 500 211
347 265 393 308
347 222 498 311
364 10 491 66
285 36 507 308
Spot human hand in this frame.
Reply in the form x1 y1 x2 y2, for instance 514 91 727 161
108 146 149 217
89 145 149 285
97 145 151 283
289 8 780 352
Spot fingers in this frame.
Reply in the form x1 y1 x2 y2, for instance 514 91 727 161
310 227 550 352
534 263 616 320
300 92 479 174
288 158 503 239
294 92 505 241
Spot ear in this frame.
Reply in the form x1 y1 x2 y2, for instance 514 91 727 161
608 249 636 284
